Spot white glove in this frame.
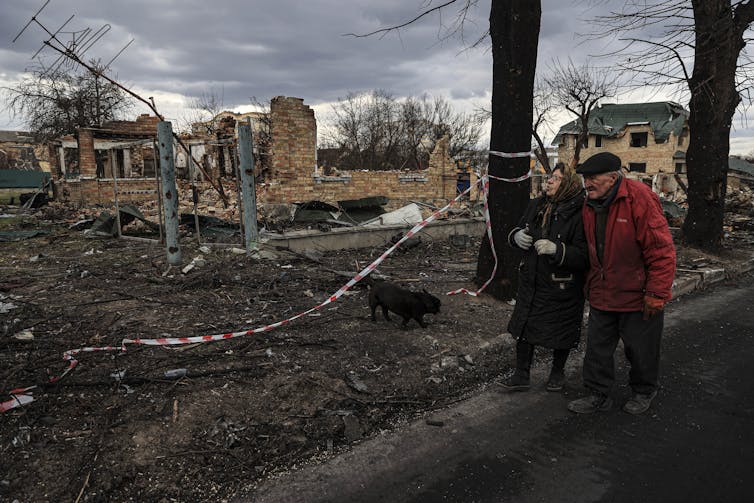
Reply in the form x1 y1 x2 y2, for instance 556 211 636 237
514 229 533 250
534 239 557 255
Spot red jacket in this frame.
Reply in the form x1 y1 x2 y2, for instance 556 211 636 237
582 178 676 311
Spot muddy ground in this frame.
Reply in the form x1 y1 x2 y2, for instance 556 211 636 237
1 197 753 502
0 205 519 502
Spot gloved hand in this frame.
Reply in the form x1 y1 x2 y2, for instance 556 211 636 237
514 229 533 250
642 295 665 320
534 239 557 256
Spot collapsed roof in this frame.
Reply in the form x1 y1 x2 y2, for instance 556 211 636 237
554 101 689 145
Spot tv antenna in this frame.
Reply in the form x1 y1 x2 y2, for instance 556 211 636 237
12 0 229 203
14 0 133 77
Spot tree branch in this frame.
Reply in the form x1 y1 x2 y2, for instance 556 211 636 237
620 37 692 84
343 0 460 37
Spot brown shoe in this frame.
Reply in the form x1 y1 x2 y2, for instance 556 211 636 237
622 390 658 415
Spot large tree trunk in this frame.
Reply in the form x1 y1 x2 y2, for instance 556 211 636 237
683 0 748 250
475 0 541 299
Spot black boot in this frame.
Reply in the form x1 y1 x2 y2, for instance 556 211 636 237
546 348 569 392
501 340 534 391
502 369 530 391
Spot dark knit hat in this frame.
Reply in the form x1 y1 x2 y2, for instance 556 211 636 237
575 152 622 175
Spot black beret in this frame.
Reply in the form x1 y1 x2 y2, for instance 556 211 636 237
575 152 622 175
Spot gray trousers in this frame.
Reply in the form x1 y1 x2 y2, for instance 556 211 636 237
583 306 663 396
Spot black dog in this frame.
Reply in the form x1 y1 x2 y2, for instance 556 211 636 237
368 281 441 328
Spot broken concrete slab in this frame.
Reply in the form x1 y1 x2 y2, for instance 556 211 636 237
88 205 159 237
293 201 340 224
699 268 726 287
266 217 484 253
672 275 701 298
361 203 423 227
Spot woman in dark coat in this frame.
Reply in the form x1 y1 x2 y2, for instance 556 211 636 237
502 163 588 392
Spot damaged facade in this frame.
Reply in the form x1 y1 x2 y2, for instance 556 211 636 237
0 130 52 172
555 101 690 199
52 114 161 205
555 101 689 174
50 97 470 209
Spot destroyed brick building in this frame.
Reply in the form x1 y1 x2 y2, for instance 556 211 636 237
555 101 689 173
0 130 52 172
50 97 470 209
554 101 690 198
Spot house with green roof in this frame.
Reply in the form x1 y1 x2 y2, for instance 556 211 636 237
554 101 690 175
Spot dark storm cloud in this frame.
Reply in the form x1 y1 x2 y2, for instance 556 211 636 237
2 0 495 112
0 1 667 116
3 0 751 153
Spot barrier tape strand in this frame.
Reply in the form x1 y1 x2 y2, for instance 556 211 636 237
2 164 532 412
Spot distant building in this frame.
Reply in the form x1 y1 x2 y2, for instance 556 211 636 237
0 130 51 172
728 156 754 189
554 101 689 175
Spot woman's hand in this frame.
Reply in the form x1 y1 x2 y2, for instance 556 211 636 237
534 239 557 255
514 229 533 249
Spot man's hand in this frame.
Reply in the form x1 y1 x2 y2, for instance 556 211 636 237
514 229 533 250
534 239 557 256
642 295 664 320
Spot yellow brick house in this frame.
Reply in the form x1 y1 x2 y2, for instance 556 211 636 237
554 102 689 175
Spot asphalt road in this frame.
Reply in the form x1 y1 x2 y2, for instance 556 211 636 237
248 281 754 503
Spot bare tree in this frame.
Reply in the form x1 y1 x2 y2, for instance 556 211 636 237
324 90 403 170
531 78 556 172
347 0 540 299
3 60 132 141
591 0 754 250
324 90 484 171
546 59 616 167
474 77 555 172
429 95 486 157
183 87 226 135
400 94 435 170
478 0 541 299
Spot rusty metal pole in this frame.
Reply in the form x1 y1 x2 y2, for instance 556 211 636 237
237 121 259 252
157 121 181 266
189 143 202 244
111 148 122 238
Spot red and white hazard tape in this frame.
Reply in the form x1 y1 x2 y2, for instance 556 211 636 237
445 168 532 297
2 164 532 412
489 150 532 159
0 387 35 413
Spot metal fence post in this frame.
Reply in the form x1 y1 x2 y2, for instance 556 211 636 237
157 121 182 266
237 121 259 252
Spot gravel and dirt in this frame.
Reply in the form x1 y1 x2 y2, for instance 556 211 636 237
1 190 753 502
1 204 515 502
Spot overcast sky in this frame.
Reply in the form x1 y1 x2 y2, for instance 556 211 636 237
2 0 754 154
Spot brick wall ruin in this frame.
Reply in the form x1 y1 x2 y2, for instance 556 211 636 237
55 115 160 206
258 96 466 207
54 98 469 209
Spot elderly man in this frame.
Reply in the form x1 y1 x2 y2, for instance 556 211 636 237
568 152 676 415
